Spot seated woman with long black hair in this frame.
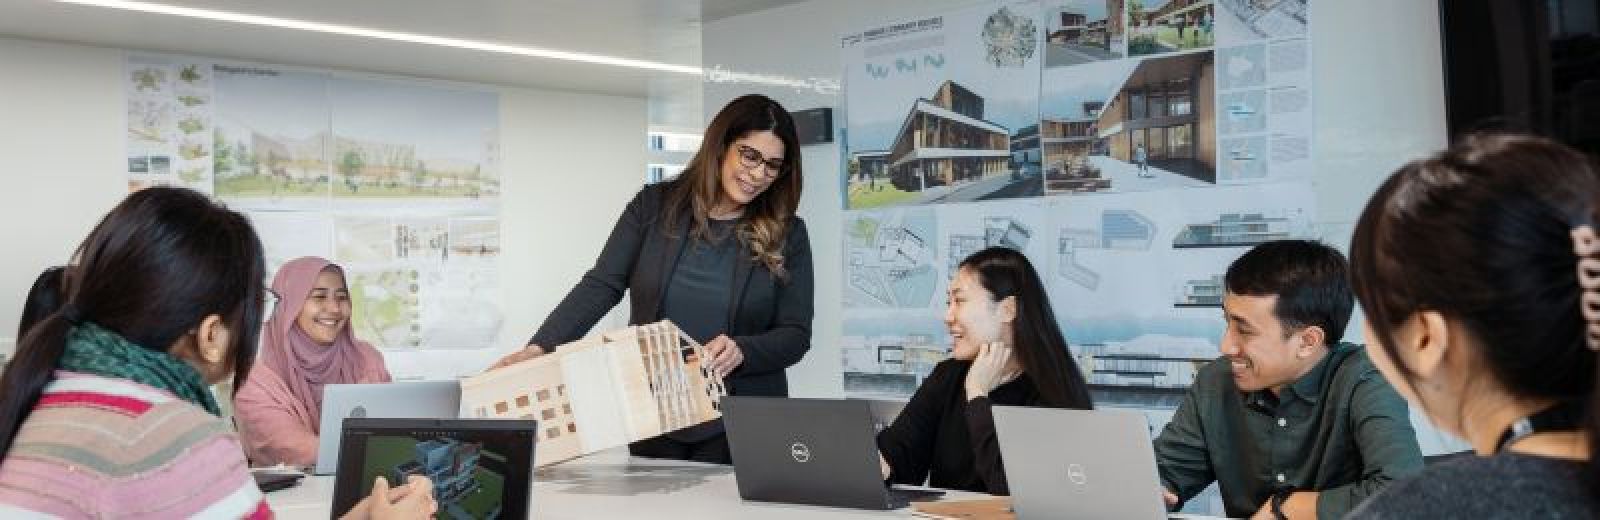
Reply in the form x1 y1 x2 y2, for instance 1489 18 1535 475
0 187 433 518
876 246 1094 495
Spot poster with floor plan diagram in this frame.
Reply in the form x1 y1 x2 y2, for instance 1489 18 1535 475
125 53 503 354
844 208 941 309
1214 0 1313 181
838 0 1317 426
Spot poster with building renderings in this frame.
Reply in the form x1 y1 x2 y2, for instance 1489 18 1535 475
842 0 1046 210
125 53 504 363
839 1 1318 417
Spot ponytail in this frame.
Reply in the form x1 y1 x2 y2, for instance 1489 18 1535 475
0 310 74 457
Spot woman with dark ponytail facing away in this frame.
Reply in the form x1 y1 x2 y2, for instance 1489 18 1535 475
1347 135 1600 518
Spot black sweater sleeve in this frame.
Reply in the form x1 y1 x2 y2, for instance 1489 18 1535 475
963 396 1010 495
731 218 814 376
876 362 955 486
529 186 652 349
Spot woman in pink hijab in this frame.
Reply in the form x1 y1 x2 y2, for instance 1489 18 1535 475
235 256 391 467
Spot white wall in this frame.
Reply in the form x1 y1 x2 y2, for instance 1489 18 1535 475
704 0 1465 454
0 37 127 359
0 36 646 374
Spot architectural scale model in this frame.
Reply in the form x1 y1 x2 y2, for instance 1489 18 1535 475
459 321 727 467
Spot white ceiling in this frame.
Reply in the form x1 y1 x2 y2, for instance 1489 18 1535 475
0 0 806 100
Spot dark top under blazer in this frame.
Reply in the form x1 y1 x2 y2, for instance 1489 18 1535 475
529 180 814 397
877 359 1040 495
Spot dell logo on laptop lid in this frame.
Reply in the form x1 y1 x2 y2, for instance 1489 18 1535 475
349 405 368 418
1067 463 1087 485
790 442 811 463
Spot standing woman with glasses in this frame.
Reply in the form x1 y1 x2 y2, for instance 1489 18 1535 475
490 94 813 464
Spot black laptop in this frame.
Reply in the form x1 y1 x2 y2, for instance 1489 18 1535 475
722 397 944 510
331 418 538 519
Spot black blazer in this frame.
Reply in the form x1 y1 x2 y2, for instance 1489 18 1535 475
529 180 814 397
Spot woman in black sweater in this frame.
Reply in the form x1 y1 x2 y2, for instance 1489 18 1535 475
876 247 1093 495
490 95 813 464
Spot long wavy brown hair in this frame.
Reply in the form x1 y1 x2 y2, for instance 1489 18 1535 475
663 94 803 278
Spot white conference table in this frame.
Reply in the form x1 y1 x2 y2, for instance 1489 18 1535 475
268 446 986 519
268 447 1228 519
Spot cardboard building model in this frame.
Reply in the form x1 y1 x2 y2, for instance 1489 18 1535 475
459 321 728 467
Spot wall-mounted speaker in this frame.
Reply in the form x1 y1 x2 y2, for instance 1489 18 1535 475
792 107 833 146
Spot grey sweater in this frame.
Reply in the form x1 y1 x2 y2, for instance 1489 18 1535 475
1348 453 1599 519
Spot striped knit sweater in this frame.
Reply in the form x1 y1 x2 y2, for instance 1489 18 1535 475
0 371 272 519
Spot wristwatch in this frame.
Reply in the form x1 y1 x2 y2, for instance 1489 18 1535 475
1270 489 1292 520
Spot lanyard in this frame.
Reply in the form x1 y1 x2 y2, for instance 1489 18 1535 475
1496 400 1585 453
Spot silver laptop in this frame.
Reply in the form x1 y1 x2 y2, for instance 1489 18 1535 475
993 406 1171 519
313 381 461 475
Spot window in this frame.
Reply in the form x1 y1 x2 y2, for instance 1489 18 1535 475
542 408 557 420
646 164 683 184
1169 125 1194 158
1169 95 1192 117
1168 80 1193 116
1130 91 1147 120
494 401 508 414
515 395 530 408
537 389 551 402
546 427 561 439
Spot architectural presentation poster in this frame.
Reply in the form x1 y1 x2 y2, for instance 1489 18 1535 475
1213 0 1312 180
839 0 1316 432
125 53 504 353
125 55 215 194
1042 0 1127 66
842 0 1046 210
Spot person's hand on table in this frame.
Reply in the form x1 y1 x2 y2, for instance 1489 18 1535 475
1162 488 1179 509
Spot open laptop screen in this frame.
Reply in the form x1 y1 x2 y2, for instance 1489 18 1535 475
332 418 537 519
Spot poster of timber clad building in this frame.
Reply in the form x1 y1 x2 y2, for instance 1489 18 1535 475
842 0 1046 210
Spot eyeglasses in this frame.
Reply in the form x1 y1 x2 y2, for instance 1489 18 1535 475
735 144 786 180
263 287 282 323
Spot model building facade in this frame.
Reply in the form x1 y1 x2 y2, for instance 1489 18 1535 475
459 321 727 467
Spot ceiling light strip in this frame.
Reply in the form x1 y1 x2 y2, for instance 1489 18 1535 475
54 0 705 76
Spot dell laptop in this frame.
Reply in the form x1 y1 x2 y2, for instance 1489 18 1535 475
723 396 943 510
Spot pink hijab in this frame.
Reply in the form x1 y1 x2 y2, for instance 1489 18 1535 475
237 257 390 465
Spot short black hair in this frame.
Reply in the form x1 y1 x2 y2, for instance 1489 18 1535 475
1224 240 1353 345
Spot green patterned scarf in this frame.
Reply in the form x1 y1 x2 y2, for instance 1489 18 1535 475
59 322 221 416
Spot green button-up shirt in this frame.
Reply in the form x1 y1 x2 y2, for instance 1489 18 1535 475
1155 343 1424 519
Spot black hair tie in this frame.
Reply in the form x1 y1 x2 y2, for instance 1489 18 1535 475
60 303 85 325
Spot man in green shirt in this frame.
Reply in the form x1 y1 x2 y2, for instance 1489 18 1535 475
1156 240 1423 519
